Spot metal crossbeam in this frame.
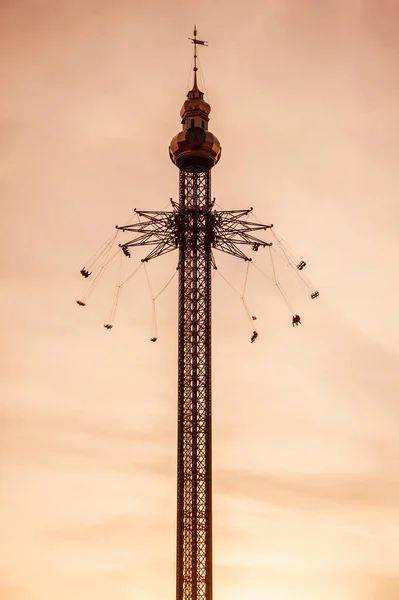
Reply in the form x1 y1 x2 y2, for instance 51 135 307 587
117 206 273 264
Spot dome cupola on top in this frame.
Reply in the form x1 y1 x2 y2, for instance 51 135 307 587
169 28 221 171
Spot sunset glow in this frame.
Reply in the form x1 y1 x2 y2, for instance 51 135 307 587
1 1 399 599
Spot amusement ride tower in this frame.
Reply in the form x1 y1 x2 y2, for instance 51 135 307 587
78 28 291 600
115 29 274 600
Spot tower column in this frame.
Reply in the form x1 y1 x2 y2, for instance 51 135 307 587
177 166 213 600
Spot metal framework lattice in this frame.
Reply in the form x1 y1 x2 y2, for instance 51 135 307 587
177 167 213 600
116 167 272 600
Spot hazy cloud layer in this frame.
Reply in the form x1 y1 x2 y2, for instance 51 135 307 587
1 1 399 599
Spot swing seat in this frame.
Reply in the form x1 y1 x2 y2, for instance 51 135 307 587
104 324 113 329
310 291 319 299
297 261 306 270
76 300 86 307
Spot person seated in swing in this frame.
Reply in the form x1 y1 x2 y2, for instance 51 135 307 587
292 314 301 326
150 337 157 342
122 246 131 258
250 331 258 343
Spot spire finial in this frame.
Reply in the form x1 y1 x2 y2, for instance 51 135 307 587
188 26 208 91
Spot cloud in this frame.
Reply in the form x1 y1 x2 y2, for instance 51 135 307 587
216 469 399 515
361 572 399 600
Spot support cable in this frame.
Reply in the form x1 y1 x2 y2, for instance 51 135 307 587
82 230 119 273
215 268 255 330
268 247 295 314
271 245 314 292
197 53 211 105
76 246 120 306
186 54 195 93
240 261 255 325
153 269 178 301
250 257 294 315
144 263 157 341
270 230 318 295
143 264 178 341
120 262 143 287
215 269 241 298
120 209 141 228
248 219 319 299
153 268 179 340
104 251 124 329
270 245 278 284
250 260 274 284
150 299 158 340
242 260 250 296
270 229 300 263
144 262 155 297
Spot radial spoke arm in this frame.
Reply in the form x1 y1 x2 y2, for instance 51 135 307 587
140 243 178 262
212 210 274 261
115 208 179 262
216 233 271 247
213 242 252 261
115 205 274 264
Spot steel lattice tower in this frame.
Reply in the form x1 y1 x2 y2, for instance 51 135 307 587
116 29 273 600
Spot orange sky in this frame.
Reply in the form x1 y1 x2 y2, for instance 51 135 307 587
1 1 399 599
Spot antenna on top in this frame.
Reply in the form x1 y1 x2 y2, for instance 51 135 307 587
188 26 208 89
